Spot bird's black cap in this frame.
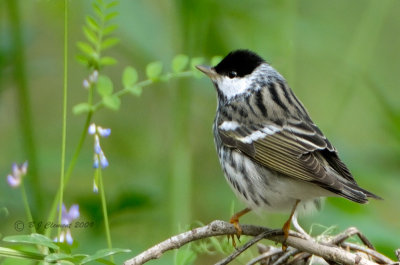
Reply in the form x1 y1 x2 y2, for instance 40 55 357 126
214 49 265 78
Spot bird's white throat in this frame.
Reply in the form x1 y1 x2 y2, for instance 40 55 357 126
215 64 279 100
215 75 254 100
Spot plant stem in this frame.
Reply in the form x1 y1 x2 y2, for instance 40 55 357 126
45 111 93 237
20 180 36 234
92 71 194 111
98 168 114 262
57 0 69 241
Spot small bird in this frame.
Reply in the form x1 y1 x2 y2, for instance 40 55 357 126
196 50 381 246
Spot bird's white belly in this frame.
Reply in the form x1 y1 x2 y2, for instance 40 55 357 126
219 148 331 214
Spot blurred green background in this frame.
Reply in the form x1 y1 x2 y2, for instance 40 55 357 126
1 0 399 264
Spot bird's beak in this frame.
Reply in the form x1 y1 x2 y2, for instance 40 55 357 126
196 65 218 80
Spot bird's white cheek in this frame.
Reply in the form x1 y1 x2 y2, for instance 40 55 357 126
217 77 252 99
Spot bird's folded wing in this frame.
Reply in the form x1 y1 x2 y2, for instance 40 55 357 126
217 118 355 189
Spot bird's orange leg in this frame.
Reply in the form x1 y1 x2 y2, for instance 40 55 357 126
282 200 300 251
228 207 251 247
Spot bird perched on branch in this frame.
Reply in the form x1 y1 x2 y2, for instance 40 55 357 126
196 50 381 247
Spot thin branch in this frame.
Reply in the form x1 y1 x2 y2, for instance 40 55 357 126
271 248 299 265
341 242 393 264
246 247 282 265
327 227 374 249
123 220 394 265
215 229 281 265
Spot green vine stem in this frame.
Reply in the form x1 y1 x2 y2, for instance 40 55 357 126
46 68 195 239
57 0 69 241
97 168 114 262
45 111 93 237
92 71 195 111
20 180 36 234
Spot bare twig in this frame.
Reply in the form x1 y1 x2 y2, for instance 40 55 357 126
246 247 282 265
341 242 394 264
124 220 263 265
123 220 394 265
328 227 374 249
215 229 281 265
271 248 300 265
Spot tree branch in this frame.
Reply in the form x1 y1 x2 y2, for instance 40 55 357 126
123 220 394 265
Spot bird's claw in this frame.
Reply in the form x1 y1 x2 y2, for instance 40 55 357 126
228 217 243 248
281 218 291 251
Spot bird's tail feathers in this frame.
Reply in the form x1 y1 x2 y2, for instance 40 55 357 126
339 182 382 204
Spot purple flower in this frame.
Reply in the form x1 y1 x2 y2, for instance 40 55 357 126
94 134 101 154
88 123 111 193
55 203 80 245
88 123 111 170
61 203 80 225
93 154 99 169
97 126 111 138
88 123 96 135
57 230 74 245
93 180 99 193
99 150 109 169
6 161 28 188
89 70 98 83
83 79 90 89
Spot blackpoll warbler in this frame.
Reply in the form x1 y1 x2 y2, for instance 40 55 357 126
196 50 381 245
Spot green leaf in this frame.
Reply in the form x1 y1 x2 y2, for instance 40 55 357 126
73 103 92 115
100 56 117 66
92 2 103 18
101 37 119 50
106 1 119 9
77 42 96 57
45 253 73 263
75 54 90 66
122 66 138 88
55 241 72 254
97 75 113 97
0 246 44 261
96 259 116 265
71 254 89 263
105 11 119 22
211 55 223 66
128 86 142 96
86 15 99 31
190 57 205 78
83 26 98 46
80 248 131 264
3 234 59 250
103 24 118 36
146 61 163 80
172 54 189 73
57 261 75 265
103 95 121 111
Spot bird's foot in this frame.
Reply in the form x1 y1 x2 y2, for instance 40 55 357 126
228 208 251 248
282 200 301 251
282 218 291 251
228 216 242 248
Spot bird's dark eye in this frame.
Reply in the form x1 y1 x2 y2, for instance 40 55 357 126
228 71 237 78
